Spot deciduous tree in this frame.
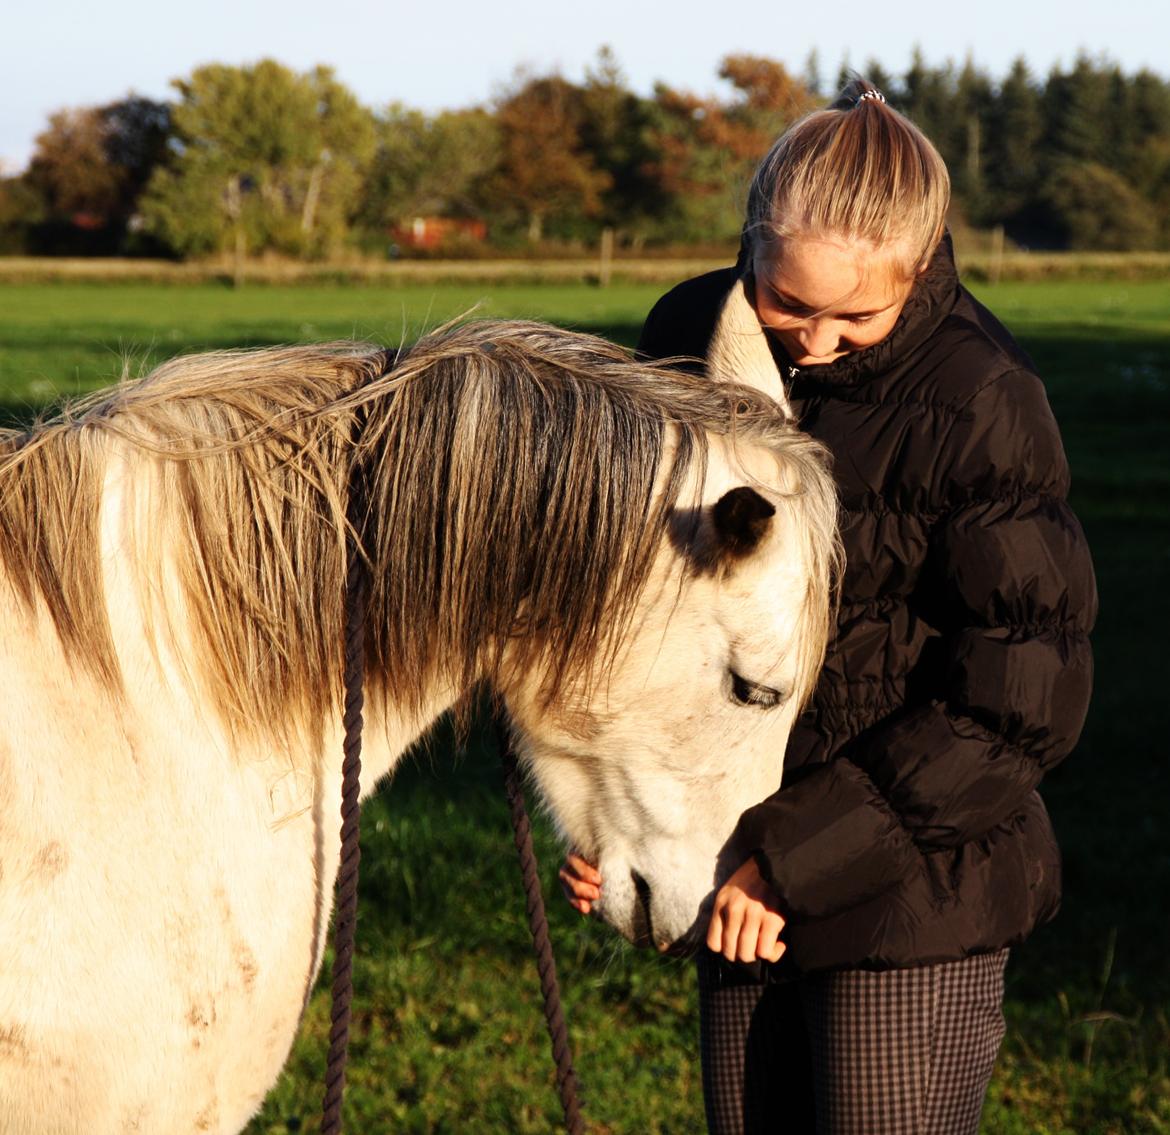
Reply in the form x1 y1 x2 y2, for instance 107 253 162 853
491 73 611 243
141 60 375 258
359 105 499 233
26 108 122 224
645 56 816 244
22 96 170 252
1042 161 1158 250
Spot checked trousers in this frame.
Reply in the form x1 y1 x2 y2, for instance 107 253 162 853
697 949 1009 1135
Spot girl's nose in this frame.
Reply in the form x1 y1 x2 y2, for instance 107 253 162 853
795 320 841 359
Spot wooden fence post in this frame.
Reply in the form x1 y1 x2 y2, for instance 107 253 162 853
599 227 614 288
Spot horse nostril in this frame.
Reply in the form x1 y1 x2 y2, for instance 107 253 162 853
630 869 654 948
631 868 651 903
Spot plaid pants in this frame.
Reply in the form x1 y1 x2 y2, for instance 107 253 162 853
697 949 1008 1135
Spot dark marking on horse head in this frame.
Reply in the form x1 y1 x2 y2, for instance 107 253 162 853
669 486 775 574
630 869 655 949
121 1103 148 1132
214 883 259 993
713 487 775 558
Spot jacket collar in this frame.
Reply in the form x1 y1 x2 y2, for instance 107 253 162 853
760 232 962 388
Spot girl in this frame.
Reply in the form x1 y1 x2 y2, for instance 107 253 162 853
561 79 1096 1134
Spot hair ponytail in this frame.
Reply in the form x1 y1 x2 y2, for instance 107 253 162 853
744 76 950 277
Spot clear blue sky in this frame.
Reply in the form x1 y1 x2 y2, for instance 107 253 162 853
3 0 1166 172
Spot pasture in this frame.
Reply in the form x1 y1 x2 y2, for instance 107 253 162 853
1 277 1167 1133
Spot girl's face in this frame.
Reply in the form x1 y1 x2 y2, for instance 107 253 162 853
751 235 918 366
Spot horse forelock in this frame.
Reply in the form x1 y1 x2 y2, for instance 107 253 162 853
0 321 833 767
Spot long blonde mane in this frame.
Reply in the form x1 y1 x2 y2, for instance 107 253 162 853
0 319 835 756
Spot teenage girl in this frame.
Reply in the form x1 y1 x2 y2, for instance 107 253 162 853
561 79 1096 1135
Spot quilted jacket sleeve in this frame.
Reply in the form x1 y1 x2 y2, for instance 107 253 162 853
735 370 1097 921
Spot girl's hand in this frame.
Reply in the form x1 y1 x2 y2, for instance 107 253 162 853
559 852 602 915
707 856 787 964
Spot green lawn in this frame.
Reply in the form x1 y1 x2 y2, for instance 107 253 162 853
2 278 1167 1133
0 282 655 422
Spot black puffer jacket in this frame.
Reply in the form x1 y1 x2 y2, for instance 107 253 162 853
638 237 1097 974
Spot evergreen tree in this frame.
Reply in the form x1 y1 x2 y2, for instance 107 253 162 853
580 47 663 241
953 57 996 222
1117 70 1170 200
1042 55 1111 166
802 50 824 99
861 59 896 101
900 49 954 149
983 58 1045 237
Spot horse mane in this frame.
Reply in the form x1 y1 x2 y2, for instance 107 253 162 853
0 319 836 760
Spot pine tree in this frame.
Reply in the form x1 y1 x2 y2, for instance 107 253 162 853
983 58 1045 235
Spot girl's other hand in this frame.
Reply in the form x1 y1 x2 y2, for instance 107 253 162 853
559 852 602 915
707 856 787 964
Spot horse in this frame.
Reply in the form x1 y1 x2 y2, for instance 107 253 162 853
0 303 838 1133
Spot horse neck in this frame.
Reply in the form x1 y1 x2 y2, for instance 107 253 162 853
344 687 457 799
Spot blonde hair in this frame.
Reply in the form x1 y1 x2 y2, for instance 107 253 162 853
744 77 950 277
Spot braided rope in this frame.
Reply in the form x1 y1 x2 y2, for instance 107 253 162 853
320 534 368 1135
497 716 586 1135
320 408 582 1132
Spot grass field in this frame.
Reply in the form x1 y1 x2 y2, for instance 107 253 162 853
2 278 1167 1133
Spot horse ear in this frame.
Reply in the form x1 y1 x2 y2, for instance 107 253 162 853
707 276 793 419
713 487 776 558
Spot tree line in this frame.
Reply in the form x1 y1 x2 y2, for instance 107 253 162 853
2 49 1167 259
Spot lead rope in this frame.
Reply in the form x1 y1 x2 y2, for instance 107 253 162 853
320 520 368 1135
496 717 586 1135
321 500 584 1133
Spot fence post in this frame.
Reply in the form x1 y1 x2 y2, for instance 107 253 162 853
598 227 614 288
990 224 1005 286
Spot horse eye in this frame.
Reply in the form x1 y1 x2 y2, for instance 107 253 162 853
729 672 784 709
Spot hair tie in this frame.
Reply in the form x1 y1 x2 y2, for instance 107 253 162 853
855 88 886 106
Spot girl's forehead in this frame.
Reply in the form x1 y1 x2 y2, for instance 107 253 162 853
754 235 913 313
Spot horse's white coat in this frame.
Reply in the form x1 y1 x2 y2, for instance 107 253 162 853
0 450 437 1133
0 306 828 1134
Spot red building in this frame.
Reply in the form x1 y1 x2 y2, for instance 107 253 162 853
391 216 487 250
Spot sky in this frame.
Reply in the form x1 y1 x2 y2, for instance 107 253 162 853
3 0 1167 173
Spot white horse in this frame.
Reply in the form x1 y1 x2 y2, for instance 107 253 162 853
0 300 837 1133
